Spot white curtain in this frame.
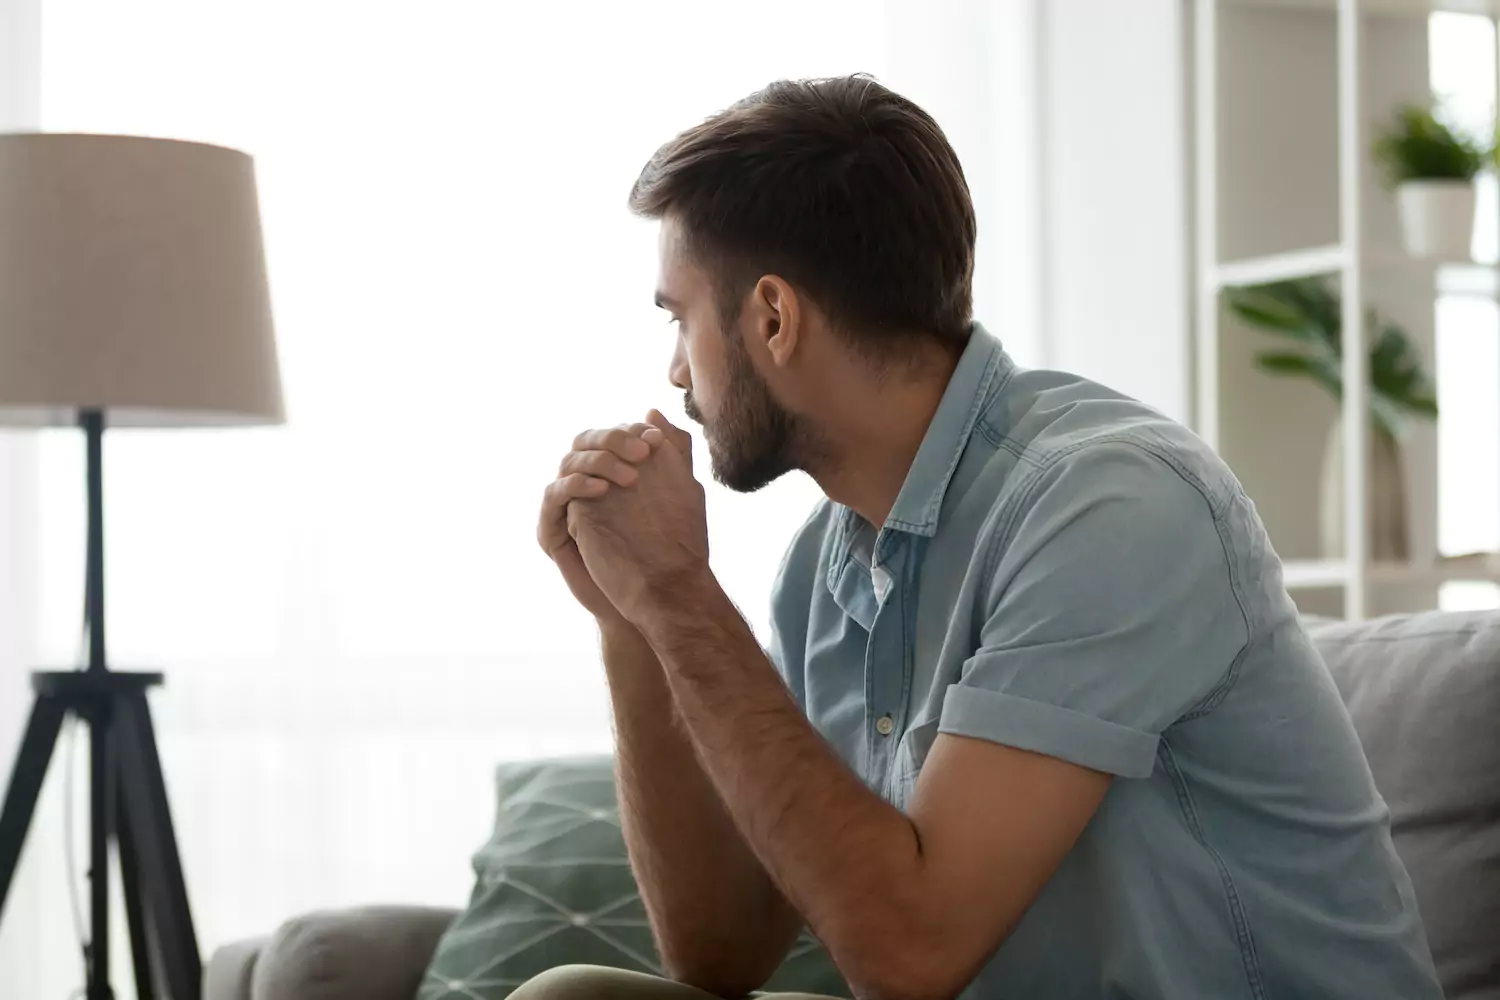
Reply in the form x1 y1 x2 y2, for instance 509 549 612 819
0 2 1036 997
1430 13 1500 610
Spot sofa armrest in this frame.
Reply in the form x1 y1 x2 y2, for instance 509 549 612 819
204 905 460 1000
204 934 269 1000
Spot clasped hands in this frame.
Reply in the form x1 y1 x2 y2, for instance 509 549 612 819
537 409 712 630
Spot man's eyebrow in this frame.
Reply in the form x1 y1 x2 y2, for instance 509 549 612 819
654 291 680 311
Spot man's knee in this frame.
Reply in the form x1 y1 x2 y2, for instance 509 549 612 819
509 965 692 1000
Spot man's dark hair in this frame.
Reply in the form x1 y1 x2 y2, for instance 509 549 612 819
628 74 976 355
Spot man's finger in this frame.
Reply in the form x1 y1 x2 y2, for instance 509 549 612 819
558 449 640 487
622 421 668 450
539 474 609 551
645 409 694 465
645 408 688 436
571 426 653 462
546 473 610 506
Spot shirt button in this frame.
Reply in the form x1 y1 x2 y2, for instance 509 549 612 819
875 715 895 736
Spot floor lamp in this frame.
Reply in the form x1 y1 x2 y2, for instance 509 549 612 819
0 134 284 1000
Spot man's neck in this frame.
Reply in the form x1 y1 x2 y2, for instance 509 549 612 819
806 350 959 528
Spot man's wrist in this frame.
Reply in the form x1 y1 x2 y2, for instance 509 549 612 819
634 567 744 656
597 613 647 649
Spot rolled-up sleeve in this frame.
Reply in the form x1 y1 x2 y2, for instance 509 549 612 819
939 443 1250 779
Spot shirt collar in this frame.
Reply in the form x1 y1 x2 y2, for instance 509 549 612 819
831 322 1009 558
884 323 1007 536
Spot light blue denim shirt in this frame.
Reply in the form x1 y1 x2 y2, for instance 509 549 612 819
768 325 1441 999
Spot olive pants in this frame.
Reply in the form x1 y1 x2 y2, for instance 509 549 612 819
509 965 841 1000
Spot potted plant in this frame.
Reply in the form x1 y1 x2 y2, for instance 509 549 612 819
1373 104 1486 260
1226 278 1438 561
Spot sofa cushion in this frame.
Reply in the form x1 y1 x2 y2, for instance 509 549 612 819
251 906 460 1000
417 756 849 999
1307 610 1500 1000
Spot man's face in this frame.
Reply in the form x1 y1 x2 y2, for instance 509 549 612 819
656 219 800 493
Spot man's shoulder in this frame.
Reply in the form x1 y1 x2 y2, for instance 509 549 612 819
973 366 1242 527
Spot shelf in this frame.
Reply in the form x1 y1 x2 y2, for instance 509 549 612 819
1436 262 1500 298
1210 244 1346 288
1210 243 1500 296
1225 0 1500 16
1282 559 1352 588
1194 0 1500 619
1281 553 1500 590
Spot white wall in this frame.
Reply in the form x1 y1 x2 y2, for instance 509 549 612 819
881 0 1046 368
1041 0 1193 422
884 0 1192 392
0 0 50 993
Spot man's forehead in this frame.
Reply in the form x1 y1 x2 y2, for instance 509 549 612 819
657 216 690 266
655 217 706 299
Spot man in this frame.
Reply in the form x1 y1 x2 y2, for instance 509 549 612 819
523 76 1441 999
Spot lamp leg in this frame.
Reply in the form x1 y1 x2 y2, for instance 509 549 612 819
116 767 156 1000
114 692 200 999
0 697 67 918
1 672 198 999
87 699 113 1000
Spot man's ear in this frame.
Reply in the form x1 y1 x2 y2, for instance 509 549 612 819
748 275 800 368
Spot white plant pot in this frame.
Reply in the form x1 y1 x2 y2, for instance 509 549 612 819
1396 179 1476 260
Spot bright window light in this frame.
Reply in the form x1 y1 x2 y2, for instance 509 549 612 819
1430 12 1500 612
26 3 1030 991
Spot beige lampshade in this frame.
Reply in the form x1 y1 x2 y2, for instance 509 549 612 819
0 133 284 427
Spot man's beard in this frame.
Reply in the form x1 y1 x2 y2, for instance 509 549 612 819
686 334 803 493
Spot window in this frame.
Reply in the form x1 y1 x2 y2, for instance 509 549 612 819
1429 12 1500 611
18 3 1029 995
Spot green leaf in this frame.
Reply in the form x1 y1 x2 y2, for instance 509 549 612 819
1227 288 1310 334
1372 103 1486 186
1369 393 1405 438
1256 352 1321 375
1369 322 1439 417
1404 395 1440 418
1228 279 1342 354
1256 352 1345 400
1239 277 1439 426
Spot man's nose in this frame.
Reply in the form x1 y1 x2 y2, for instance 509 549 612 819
668 341 690 391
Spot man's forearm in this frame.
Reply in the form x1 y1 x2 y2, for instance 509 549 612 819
633 584 930 995
600 621 800 994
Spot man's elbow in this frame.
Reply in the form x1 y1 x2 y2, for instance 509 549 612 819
661 959 769 1000
659 943 781 1000
842 957 972 1000
831 915 984 1000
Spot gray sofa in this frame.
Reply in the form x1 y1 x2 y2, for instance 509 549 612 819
204 610 1500 1000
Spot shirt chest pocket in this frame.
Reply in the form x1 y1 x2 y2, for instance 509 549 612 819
885 718 941 811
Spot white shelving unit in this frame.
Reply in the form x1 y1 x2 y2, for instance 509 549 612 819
1280 551 1500 588
1194 0 1500 618
1239 0 1500 13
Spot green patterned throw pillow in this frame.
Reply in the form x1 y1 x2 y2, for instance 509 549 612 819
419 756 849 999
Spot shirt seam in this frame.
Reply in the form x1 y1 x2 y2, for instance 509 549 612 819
980 433 1193 588
1179 507 1255 721
1158 735 1267 1000
971 415 1035 464
977 436 1252 721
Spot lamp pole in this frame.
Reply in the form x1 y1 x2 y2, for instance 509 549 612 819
81 408 112 1000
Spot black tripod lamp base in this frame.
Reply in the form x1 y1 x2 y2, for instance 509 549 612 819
0 670 202 1000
